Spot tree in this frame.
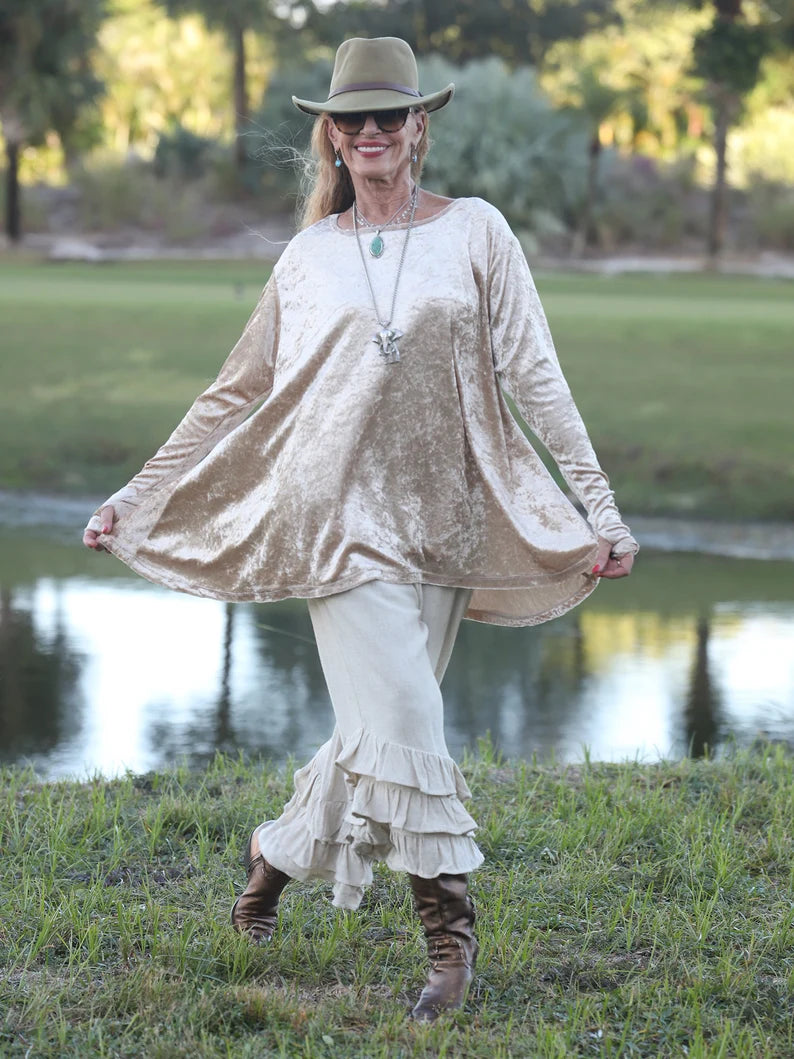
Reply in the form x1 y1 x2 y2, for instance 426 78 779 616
161 0 277 172
555 63 631 254
299 0 621 68
0 0 106 241
693 0 770 257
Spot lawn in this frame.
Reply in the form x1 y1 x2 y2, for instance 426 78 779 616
2 745 793 1058
0 260 792 519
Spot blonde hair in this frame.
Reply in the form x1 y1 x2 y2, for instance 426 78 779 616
298 109 431 230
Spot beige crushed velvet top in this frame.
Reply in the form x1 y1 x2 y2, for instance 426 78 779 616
88 197 638 626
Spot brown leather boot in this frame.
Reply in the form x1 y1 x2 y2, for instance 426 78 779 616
407 872 478 1021
230 827 291 943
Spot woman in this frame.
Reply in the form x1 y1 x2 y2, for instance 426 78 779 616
83 36 637 1021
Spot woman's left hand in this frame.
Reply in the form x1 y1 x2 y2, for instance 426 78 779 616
592 537 634 579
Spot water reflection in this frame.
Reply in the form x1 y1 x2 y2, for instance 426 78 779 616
0 585 84 757
0 539 792 779
684 616 722 757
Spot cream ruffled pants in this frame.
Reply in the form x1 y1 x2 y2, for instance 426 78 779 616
257 580 485 909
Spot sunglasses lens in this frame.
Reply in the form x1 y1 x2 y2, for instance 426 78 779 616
332 113 366 134
331 109 410 134
376 109 410 131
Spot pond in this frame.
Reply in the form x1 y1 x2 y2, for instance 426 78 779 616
1 519 793 779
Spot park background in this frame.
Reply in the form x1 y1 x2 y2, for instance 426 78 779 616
1 2 794 1056
3 0 794 257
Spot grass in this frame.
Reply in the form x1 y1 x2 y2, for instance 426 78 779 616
0 261 792 520
1 743 793 1057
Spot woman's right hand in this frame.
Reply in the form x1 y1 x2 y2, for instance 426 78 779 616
82 505 116 551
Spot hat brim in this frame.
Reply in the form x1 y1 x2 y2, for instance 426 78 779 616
292 83 454 117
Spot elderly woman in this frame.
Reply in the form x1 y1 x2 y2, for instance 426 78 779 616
83 37 637 1020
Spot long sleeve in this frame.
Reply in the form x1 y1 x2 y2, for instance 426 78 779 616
487 217 638 555
87 274 280 527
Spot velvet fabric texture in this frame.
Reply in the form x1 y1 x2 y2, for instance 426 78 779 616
88 197 637 626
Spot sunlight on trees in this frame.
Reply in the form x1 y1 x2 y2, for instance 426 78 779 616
2 0 792 252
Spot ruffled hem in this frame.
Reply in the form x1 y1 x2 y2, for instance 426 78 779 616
257 728 484 910
335 727 472 799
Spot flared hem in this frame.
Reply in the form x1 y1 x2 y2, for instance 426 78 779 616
96 531 598 627
257 727 484 910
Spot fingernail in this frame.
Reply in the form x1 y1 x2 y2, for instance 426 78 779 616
102 526 110 533
592 565 600 573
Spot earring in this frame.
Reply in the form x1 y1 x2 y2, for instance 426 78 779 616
411 147 418 165
335 151 342 168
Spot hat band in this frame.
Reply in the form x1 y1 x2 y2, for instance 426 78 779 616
328 80 421 100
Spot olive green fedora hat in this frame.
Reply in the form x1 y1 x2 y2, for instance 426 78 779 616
292 36 454 115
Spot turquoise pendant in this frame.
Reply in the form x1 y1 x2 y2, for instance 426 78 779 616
369 234 384 258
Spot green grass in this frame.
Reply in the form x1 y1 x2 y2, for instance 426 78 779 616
0 261 792 519
2 744 793 1057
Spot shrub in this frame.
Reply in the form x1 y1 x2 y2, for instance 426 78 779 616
71 159 210 240
249 59 333 202
745 179 794 251
594 153 708 251
153 123 217 181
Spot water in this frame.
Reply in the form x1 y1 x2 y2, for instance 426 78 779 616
1 530 793 779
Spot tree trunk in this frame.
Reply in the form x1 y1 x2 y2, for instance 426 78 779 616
572 133 600 257
5 139 22 243
232 25 248 172
707 91 730 259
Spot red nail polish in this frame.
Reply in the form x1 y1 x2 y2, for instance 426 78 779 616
592 565 600 573
102 526 110 533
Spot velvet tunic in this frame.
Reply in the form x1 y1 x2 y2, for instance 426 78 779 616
90 197 637 626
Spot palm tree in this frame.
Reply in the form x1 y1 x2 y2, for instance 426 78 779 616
693 0 769 257
559 63 627 256
161 0 275 172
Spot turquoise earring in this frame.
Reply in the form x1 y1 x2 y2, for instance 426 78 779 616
335 151 342 168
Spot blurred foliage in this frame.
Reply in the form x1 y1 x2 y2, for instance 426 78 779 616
153 122 217 179
417 56 589 241
94 0 236 157
694 16 769 95
297 0 621 66
745 180 794 248
0 0 107 151
2 0 793 250
541 2 711 159
90 0 277 180
0 0 107 237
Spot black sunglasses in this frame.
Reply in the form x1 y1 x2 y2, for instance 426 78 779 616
330 108 411 135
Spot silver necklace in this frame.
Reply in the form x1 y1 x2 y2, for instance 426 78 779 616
355 192 415 258
353 185 419 364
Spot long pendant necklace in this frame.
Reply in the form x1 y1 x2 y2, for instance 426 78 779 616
353 185 419 364
354 192 414 258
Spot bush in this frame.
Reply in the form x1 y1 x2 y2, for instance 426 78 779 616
0 178 51 234
745 179 794 251
71 159 210 240
153 124 217 181
249 59 334 202
419 56 591 235
593 153 708 251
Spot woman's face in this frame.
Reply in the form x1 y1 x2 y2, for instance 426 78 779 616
326 108 425 186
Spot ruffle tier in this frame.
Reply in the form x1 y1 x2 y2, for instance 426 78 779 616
257 727 484 910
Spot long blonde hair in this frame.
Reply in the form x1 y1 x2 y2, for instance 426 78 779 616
298 109 431 230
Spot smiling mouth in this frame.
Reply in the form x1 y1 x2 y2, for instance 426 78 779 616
355 145 389 155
